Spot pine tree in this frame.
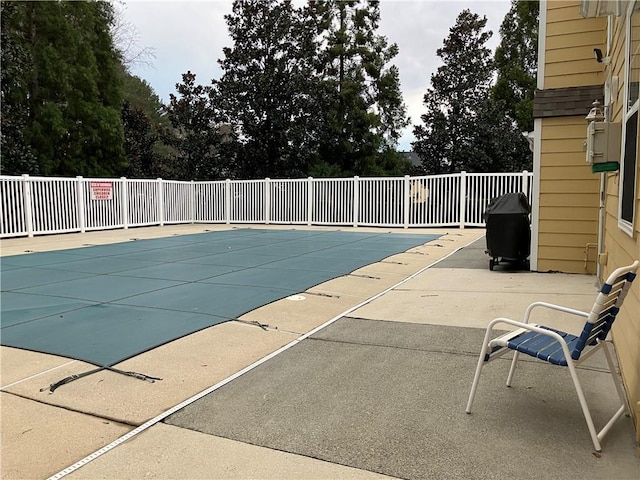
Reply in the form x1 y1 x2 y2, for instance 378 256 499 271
493 0 538 133
412 9 494 174
311 0 409 175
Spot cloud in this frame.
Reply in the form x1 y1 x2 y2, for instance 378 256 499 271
121 0 512 151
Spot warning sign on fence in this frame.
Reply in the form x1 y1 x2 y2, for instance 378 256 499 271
90 181 113 200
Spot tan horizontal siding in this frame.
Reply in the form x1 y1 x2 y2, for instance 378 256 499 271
545 46 604 64
547 0 583 9
540 165 596 181
545 59 605 78
546 16 606 36
536 114 599 274
539 219 598 235
536 258 594 274
539 179 600 194
544 2 606 90
538 205 598 221
538 231 598 249
546 3 588 22
545 73 605 88
539 192 599 207
547 31 606 50
540 123 592 140
540 138 590 154
541 0 640 437
538 245 597 264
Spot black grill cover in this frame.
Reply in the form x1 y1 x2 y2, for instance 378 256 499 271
485 193 531 260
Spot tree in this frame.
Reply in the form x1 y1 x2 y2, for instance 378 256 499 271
466 97 533 172
0 2 38 175
412 10 496 174
120 71 174 177
311 0 409 175
165 72 226 180
11 1 126 176
213 0 322 179
122 101 158 178
493 0 538 134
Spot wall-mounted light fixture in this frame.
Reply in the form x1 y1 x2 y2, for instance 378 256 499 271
594 48 611 64
586 99 605 122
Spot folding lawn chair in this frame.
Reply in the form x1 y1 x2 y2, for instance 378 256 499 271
466 260 639 452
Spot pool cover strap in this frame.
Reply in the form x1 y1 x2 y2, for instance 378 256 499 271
41 366 162 393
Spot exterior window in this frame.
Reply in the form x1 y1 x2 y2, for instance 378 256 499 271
620 2 640 232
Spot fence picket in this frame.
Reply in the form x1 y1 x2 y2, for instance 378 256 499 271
0 172 534 238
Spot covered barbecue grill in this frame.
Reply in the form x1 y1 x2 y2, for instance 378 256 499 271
484 192 531 271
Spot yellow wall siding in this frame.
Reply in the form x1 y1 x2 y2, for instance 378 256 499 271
537 115 600 274
541 164 598 180
540 0 640 440
544 2 606 89
599 3 640 442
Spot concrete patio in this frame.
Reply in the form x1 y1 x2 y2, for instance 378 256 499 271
1 225 638 479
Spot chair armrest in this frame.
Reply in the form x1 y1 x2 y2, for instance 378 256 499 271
523 301 589 324
487 317 572 350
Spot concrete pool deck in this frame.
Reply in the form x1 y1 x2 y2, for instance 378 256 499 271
1 225 638 480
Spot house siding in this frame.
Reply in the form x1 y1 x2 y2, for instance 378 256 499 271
544 3 606 88
537 115 600 274
538 0 640 445
599 4 640 447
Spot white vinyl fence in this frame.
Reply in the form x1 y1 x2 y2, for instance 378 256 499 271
0 171 532 238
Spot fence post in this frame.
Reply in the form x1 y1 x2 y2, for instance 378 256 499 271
459 171 467 229
157 178 164 226
190 180 196 223
121 177 129 229
307 177 313 226
353 176 359 227
76 176 85 233
225 179 231 224
264 177 270 225
521 170 529 198
403 175 410 229
22 174 34 237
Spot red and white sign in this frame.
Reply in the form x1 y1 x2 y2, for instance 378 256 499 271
89 181 113 200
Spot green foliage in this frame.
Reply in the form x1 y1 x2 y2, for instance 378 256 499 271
122 101 158 178
120 69 174 177
493 0 538 133
412 8 533 174
214 0 323 179
211 0 408 179
466 98 532 172
1 1 125 177
312 0 409 176
412 10 495 174
0 2 38 175
165 72 226 180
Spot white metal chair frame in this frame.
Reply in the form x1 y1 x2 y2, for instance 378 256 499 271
466 260 639 452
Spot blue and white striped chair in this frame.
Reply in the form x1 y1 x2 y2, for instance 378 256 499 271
466 260 638 452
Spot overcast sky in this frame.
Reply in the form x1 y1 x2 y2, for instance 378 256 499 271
119 0 513 151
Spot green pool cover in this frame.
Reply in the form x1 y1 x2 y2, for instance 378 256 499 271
1 229 440 366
